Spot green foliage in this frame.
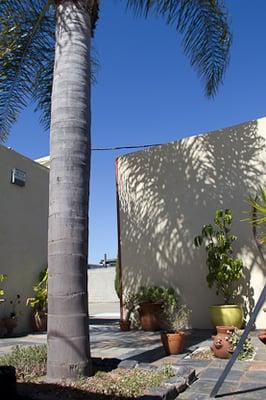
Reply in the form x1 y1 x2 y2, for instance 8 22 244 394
86 366 174 397
126 0 231 97
244 187 266 245
124 286 182 324
0 0 99 140
194 209 243 303
0 344 47 381
26 267 48 311
0 0 231 141
114 258 121 300
135 286 179 309
0 0 55 139
0 274 7 299
123 291 139 321
228 329 255 361
163 304 191 332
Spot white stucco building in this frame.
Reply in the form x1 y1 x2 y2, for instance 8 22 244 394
0 146 49 334
117 117 266 329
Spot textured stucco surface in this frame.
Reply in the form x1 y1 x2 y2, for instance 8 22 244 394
0 146 49 334
117 118 266 329
88 266 118 303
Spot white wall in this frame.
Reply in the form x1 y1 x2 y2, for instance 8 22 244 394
88 266 119 303
0 146 49 334
117 118 266 329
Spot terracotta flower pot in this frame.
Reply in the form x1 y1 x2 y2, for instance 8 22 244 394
258 331 266 345
210 325 235 359
119 320 131 331
139 302 162 331
161 331 185 355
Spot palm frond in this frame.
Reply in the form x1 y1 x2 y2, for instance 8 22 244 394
0 0 54 141
32 50 54 131
90 0 100 37
0 0 100 138
127 0 231 97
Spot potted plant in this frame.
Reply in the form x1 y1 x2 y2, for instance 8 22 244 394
26 267 48 332
194 209 244 328
135 286 180 331
227 328 255 360
120 292 138 331
161 304 191 355
2 294 21 336
243 187 266 343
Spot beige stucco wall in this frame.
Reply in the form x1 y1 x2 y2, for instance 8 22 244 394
117 117 266 329
88 266 119 303
0 145 49 334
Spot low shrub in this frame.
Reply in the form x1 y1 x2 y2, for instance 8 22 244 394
0 344 47 381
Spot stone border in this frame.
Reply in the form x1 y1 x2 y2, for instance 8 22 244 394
1 358 196 400
118 360 197 399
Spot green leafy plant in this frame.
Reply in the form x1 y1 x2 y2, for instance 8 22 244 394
0 344 47 381
135 286 179 309
123 292 139 322
194 209 243 304
114 257 121 300
0 274 7 301
26 267 48 311
84 365 174 398
124 286 181 325
163 304 191 332
244 187 266 245
228 329 255 361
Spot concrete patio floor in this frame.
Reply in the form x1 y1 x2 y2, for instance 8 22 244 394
0 317 265 399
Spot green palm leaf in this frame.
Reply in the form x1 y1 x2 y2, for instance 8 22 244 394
1 0 230 141
0 0 99 140
127 0 231 97
0 0 54 141
32 50 54 131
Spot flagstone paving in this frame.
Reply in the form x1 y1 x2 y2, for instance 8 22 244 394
151 333 266 399
0 320 265 399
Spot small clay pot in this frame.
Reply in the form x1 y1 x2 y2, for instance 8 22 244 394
161 331 185 355
210 325 235 359
139 302 162 331
258 331 266 345
119 320 131 331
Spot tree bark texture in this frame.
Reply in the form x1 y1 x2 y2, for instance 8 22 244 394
47 0 91 381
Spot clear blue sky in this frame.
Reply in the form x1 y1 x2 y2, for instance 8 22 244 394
6 0 266 263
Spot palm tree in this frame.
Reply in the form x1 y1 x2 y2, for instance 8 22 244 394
0 0 231 381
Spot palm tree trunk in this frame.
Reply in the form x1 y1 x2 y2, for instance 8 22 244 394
47 0 91 381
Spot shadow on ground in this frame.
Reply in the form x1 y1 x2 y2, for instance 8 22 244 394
17 381 133 400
